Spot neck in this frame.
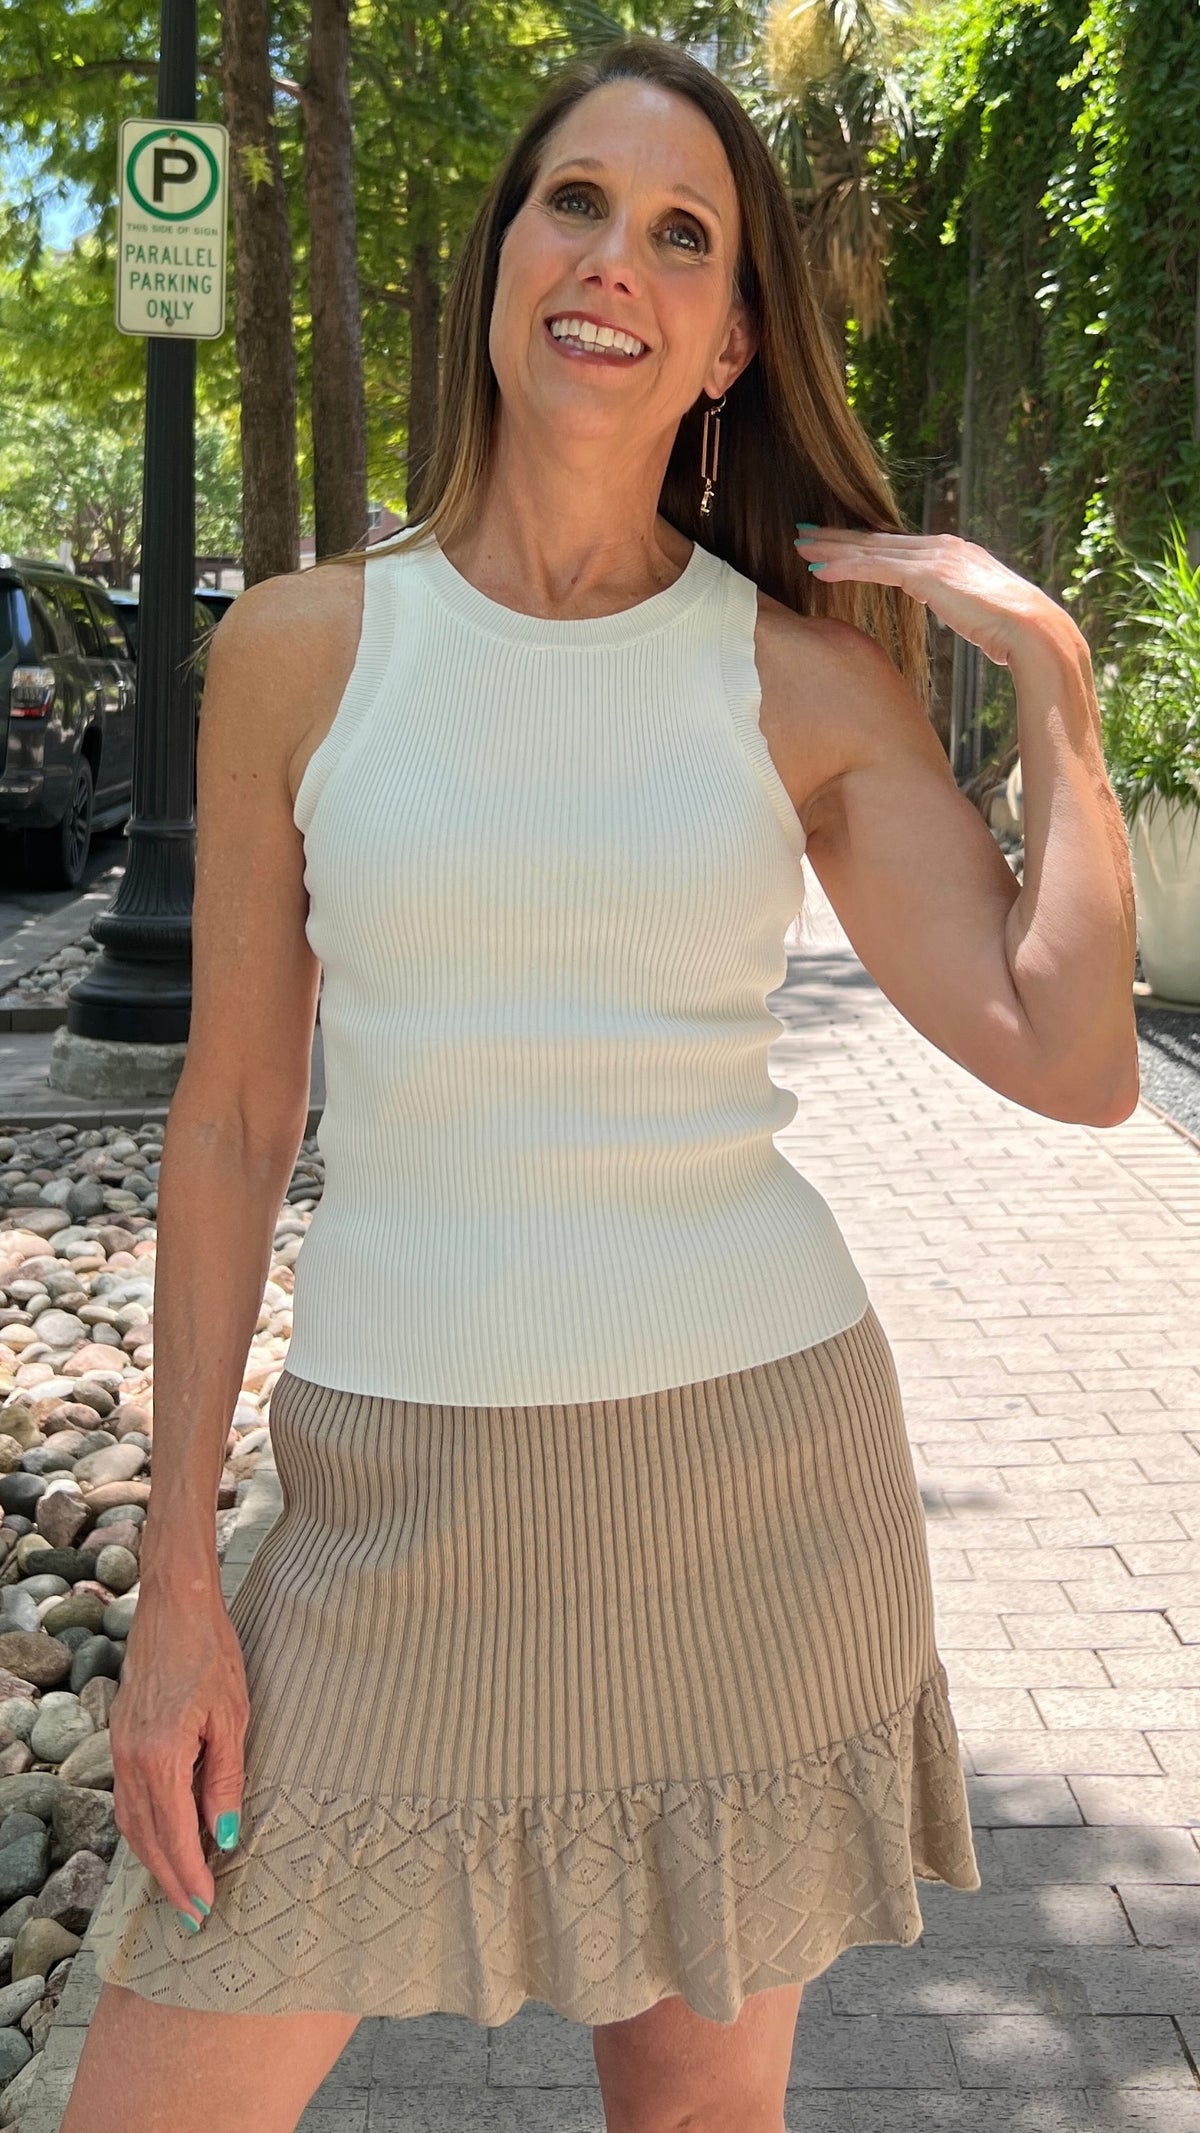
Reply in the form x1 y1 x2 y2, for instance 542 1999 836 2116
440 405 693 612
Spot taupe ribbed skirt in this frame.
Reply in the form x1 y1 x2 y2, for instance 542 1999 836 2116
88 1302 980 2025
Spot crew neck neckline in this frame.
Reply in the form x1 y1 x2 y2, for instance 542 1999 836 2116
409 530 716 646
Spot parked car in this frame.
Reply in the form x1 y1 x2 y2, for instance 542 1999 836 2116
0 557 137 888
105 585 235 675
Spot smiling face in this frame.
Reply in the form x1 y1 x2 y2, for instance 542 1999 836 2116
489 79 757 457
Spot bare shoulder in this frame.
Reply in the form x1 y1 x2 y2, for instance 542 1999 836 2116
201 561 366 805
752 587 943 837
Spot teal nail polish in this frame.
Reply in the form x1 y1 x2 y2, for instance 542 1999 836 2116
807 560 828 572
177 1909 202 1932
215 1812 240 1850
795 520 819 531
190 1894 211 1915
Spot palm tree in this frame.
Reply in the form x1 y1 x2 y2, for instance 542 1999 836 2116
749 0 919 367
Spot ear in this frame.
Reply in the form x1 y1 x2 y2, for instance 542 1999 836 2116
703 300 757 400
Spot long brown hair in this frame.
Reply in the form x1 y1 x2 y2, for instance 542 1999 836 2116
372 35 929 704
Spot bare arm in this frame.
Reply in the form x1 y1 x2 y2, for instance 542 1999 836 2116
777 613 1138 1127
108 564 363 1927
1002 626 1138 1111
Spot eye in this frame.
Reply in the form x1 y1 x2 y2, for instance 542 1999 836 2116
544 181 709 256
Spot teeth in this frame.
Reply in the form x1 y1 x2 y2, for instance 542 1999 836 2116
549 317 645 357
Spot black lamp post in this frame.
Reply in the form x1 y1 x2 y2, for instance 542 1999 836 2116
64 0 198 1047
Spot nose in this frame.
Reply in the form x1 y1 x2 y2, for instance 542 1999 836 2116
573 210 641 300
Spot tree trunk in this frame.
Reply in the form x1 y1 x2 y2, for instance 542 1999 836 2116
220 0 299 584
406 162 441 518
302 0 367 559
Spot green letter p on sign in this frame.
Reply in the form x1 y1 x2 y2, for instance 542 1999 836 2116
116 118 229 339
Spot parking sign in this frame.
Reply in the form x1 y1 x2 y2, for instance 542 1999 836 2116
116 118 229 339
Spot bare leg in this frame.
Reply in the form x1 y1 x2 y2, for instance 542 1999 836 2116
592 1981 803 2133
59 1979 361 2133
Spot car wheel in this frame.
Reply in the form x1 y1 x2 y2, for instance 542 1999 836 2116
25 756 94 889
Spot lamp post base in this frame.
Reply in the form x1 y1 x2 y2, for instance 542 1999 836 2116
48 1027 187 1102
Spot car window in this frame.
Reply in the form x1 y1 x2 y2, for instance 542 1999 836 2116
0 588 16 661
84 589 132 659
56 581 108 658
27 589 62 660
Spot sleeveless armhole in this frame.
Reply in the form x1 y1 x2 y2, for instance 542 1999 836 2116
292 549 401 839
717 561 808 868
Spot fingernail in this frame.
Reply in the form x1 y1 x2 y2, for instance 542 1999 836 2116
177 1909 203 1932
807 560 828 572
189 1894 211 1915
215 1812 240 1850
795 520 819 531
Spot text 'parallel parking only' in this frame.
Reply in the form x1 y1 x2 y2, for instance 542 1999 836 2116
116 118 229 339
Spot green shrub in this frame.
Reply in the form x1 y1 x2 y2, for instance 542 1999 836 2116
1099 519 1200 831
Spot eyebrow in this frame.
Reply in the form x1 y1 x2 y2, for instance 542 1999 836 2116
540 156 723 223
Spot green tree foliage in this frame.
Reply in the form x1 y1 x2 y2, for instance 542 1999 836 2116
849 0 1200 655
0 249 241 575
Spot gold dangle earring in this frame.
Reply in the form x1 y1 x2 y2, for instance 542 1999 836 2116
699 393 727 521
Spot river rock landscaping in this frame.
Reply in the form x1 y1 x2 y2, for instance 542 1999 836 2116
0 942 101 1019
0 1119 322 2128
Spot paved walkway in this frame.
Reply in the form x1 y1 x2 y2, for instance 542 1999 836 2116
30 865 1200 2131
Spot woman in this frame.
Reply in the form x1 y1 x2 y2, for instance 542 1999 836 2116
70 33 1137 2133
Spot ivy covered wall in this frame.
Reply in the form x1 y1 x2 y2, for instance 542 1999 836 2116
850 0 1200 690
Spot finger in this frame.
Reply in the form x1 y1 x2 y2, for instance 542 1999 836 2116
115 1747 215 1924
195 1706 248 1854
147 1759 216 1920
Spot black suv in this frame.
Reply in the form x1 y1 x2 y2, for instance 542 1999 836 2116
0 559 136 888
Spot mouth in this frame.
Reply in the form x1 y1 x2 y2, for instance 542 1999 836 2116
544 313 649 363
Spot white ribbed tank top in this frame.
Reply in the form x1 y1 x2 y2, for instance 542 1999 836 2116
284 530 870 1405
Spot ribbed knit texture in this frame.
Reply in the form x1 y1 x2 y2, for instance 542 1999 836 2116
282 531 870 1406
89 1306 980 2024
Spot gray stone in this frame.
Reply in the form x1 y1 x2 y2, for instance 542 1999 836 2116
0 1478 44 1523
21 1552 81 1586
31 1312 86 1352
0 1973 44 2027
49 1785 115 1865
70 1443 145 1489
0 1834 48 1907
0 1598 39 1639
33 1486 89 1551
0 2022 30 2082
0 1777 63 1821
69 1435 116 1463
40 1595 103 1638
20 1441 80 1476
16 1576 68 1604
92 1544 137 1596
55 1731 112 1789
29 1702 93 1766
0 1816 43 1848
66 1179 106 1221
0 1898 35 1941
0 2046 44 2125
29 1849 107 1934
102 1591 137 1640
54 1625 94 1654
0 1707 34 1748
68 1635 121 1694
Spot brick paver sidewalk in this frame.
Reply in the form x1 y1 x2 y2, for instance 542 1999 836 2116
39 863 1200 2132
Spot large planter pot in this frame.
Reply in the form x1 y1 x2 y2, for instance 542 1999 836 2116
1129 791 1200 1004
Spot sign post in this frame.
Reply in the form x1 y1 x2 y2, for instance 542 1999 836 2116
116 119 228 339
60 0 216 1069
